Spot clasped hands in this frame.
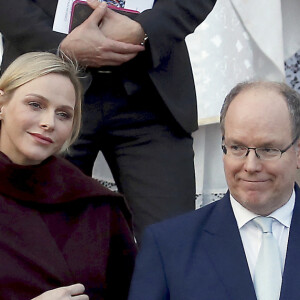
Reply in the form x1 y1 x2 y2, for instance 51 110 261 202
60 0 146 68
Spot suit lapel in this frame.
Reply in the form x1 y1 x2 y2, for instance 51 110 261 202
202 193 257 300
280 184 300 300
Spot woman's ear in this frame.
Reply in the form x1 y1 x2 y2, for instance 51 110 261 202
0 90 6 118
0 90 4 120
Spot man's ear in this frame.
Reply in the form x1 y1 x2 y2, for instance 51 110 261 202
296 138 300 169
0 90 4 96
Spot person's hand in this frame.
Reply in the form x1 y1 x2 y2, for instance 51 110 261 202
31 283 88 300
60 1 144 67
87 0 146 45
100 8 145 45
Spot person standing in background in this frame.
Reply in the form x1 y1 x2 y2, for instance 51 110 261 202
0 0 216 243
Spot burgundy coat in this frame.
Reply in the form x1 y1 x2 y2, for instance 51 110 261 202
0 152 137 299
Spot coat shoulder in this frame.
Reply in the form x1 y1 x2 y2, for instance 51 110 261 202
144 199 221 245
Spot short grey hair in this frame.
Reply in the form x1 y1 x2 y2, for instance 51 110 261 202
220 81 300 139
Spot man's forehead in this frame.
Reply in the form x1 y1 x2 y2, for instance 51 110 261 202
227 87 287 116
233 85 283 102
224 89 292 139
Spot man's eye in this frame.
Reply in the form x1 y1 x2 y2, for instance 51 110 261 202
231 145 244 151
260 148 278 154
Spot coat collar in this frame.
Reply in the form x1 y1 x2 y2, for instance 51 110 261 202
0 151 122 205
202 192 257 300
279 184 300 300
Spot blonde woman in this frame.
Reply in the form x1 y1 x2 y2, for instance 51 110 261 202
0 52 136 300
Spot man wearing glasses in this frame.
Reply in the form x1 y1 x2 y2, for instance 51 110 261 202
128 81 300 300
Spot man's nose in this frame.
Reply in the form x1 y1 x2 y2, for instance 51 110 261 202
244 149 262 172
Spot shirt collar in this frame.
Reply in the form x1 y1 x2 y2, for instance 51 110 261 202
230 189 295 230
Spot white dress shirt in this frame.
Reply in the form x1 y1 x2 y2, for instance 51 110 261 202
230 190 295 280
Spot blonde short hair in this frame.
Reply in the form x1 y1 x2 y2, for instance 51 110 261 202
0 52 82 151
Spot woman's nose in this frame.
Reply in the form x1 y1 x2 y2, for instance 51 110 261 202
40 112 55 131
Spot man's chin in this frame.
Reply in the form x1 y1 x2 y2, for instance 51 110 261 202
239 193 271 214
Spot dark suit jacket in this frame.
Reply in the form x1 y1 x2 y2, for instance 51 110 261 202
0 0 216 133
128 184 300 300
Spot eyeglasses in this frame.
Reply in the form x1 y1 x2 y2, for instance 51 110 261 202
222 136 299 161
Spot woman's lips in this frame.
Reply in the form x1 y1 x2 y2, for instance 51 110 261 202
29 132 54 144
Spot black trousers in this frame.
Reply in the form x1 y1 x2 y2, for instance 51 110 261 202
65 70 196 243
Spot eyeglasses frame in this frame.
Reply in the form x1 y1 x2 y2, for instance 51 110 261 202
221 135 299 160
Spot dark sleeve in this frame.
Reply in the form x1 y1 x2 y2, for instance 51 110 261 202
135 0 216 67
128 227 170 300
105 201 138 300
0 0 65 53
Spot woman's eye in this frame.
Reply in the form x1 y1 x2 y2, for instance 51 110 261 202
57 111 71 119
28 102 42 109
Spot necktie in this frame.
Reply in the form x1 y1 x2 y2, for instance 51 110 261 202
253 216 282 300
